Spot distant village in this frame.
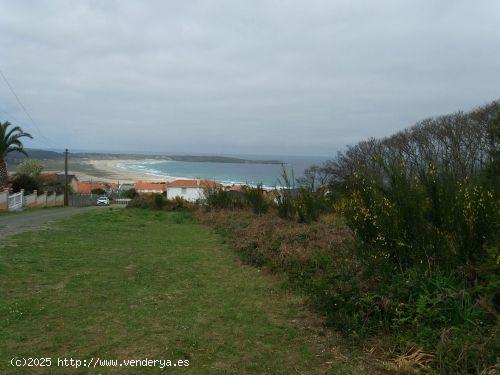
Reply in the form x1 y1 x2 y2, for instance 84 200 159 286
3 168 288 211
59 173 249 202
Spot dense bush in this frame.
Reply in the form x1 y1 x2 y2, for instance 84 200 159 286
195 210 350 270
127 194 195 211
328 101 499 372
203 186 230 209
153 193 164 209
122 188 138 199
341 164 498 274
196 206 499 373
195 101 500 373
275 165 332 223
37 174 67 194
243 184 269 215
11 174 39 194
295 188 330 223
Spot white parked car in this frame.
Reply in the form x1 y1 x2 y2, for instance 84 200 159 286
96 196 110 206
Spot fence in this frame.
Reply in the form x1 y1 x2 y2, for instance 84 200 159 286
114 198 131 206
68 193 97 207
0 189 65 212
0 191 131 211
68 195 131 207
8 191 23 211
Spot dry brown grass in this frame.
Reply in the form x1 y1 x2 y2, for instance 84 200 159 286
195 208 352 271
384 346 434 374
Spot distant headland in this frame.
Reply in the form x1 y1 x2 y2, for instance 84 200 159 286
6 149 283 165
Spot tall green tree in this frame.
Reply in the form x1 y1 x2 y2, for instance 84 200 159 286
0 121 33 189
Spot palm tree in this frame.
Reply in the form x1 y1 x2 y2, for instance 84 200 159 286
0 121 33 189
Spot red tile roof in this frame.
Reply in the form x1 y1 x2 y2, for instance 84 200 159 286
225 185 243 191
134 181 167 192
167 179 222 188
77 181 118 193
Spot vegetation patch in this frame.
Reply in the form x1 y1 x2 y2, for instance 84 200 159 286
0 208 373 374
196 101 500 374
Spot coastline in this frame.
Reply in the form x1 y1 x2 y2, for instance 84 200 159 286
87 159 172 183
48 158 171 184
40 155 312 188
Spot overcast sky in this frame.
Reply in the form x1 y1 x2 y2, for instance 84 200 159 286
0 0 499 156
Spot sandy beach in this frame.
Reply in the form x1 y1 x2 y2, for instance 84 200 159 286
68 159 171 184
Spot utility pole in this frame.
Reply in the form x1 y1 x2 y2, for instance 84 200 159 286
64 148 69 206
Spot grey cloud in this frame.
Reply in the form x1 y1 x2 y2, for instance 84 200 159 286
0 0 499 155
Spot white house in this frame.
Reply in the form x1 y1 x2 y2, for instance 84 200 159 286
167 179 222 202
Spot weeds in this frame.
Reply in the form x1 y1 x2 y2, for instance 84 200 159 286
154 193 164 209
127 195 195 211
276 164 296 220
194 101 500 373
243 184 269 215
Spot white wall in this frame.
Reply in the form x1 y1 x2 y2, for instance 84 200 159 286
138 189 164 194
167 187 204 202
24 191 37 207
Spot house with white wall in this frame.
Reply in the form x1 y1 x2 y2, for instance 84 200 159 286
167 179 222 202
134 181 167 195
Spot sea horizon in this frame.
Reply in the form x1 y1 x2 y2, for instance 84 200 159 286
115 154 330 188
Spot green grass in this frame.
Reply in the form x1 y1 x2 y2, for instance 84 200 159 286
0 208 368 374
0 206 66 216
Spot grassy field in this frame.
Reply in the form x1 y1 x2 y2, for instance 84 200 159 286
0 208 371 374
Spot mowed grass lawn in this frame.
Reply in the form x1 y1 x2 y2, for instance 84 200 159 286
0 208 367 374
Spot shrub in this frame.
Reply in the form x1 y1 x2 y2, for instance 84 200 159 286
153 193 164 209
91 188 105 195
37 174 65 194
127 195 196 211
163 196 194 211
276 165 296 220
126 195 153 209
16 158 43 177
275 190 295 219
342 160 498 274
194 101 500 373
295 188 329 223
11 174 39 194
122 188 138 199
196 208 499 372
243 184 268 215
203 186 232 209
275 164 332 223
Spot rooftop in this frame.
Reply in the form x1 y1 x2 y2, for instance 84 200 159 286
168 179 223 188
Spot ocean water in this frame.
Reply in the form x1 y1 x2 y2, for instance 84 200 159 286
117 155 329 188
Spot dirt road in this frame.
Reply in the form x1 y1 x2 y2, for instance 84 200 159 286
0 207 99 238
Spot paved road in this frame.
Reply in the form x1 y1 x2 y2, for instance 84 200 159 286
0 207 99 238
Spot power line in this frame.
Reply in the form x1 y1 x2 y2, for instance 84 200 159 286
0 107 23 125
0 68 55 148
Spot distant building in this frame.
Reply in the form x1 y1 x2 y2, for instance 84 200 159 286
167 179 222 202
224 185 243 192
134 181 167 195
118 183 135 191
225 184 245 200
77 181 118 194
56 173 79 192
38 173 79 193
